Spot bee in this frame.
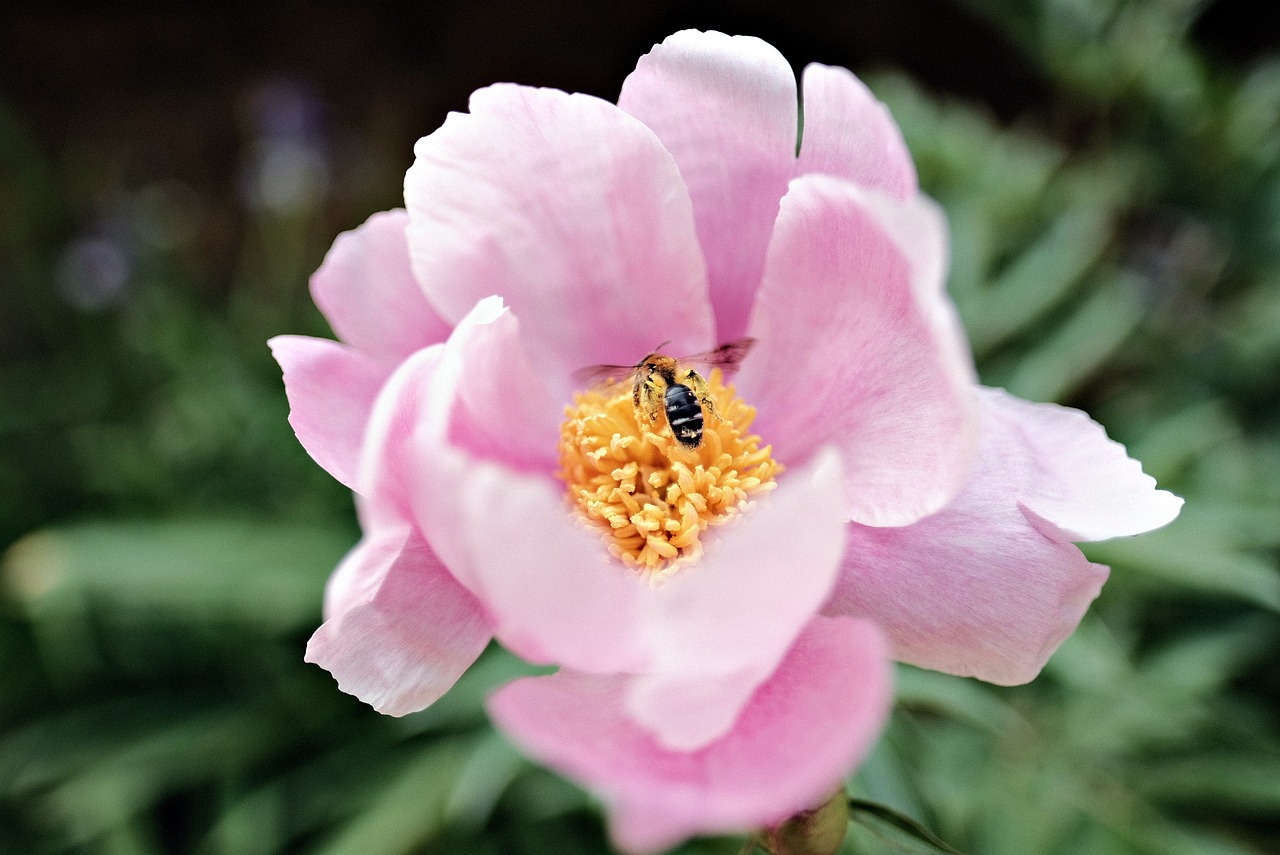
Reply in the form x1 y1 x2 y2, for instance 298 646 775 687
574 338 755 449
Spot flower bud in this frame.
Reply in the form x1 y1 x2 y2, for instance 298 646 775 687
759 788 850 855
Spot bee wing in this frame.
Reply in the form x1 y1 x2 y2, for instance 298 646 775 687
571 362 638 388
572 338 753 388
681 337 756 375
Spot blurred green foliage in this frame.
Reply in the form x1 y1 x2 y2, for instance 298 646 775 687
2 1 1278 853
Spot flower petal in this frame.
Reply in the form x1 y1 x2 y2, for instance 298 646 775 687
319 526 401 623
437 296 563 476
796 64 917 198
624 448 847 751
618 30 799 342
404 83 714 396
354 292 563 523
832 515 1106 687
353 344 443 531
306 525 492 716
269 334 388 489
981 387 1184 542
367 298 651 673
444 460 650 673
309 209 451 363
488 616 892 855
824 387 1174 685
741 174 977 526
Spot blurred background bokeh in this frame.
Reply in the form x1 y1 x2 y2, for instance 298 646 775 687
2 1 1279 853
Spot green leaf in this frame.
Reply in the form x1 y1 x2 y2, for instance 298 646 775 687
30 703 295 848
1138 752 1280 814
997 271 1145 402
847 799 968 855
443 732 528 829
1085 526 1280 613
964 205 1113 355
2 518 347 632
893 666 1024 735
1122 401 1240 486
313 737 483 855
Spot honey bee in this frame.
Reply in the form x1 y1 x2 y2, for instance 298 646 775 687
574 338 755 449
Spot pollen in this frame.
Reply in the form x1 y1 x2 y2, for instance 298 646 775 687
557 370 781 578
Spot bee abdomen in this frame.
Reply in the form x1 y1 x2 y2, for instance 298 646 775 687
664 383 704 448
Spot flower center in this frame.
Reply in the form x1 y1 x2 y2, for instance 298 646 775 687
557 369 781 577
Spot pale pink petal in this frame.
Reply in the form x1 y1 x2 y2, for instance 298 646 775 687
353 291 562 520
306 526 492 716
796 64 917 198
364 298 651 673
310 209 451 363
352 344 443 532
269 334 389 490
618 30 799 342
440 460 650 673
488 616 892 854
831 514 1107 687
981 387 1184 542
404 84 714 397
624 449 847 751
443 296 563 476
741 174 977 526
320 525 404 622
825 388 1171 684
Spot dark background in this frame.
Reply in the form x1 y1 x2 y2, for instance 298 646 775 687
0 0 1056 301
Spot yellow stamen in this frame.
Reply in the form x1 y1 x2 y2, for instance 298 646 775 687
557 370 781 578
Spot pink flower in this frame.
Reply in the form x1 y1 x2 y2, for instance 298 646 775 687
269 30 1182 853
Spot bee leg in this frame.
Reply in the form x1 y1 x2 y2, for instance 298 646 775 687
683 370 719 421
638 375 665 426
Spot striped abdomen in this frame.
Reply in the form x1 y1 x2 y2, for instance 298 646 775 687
664 383 703 448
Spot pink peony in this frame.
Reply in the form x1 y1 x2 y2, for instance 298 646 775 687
270 30 1181 853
